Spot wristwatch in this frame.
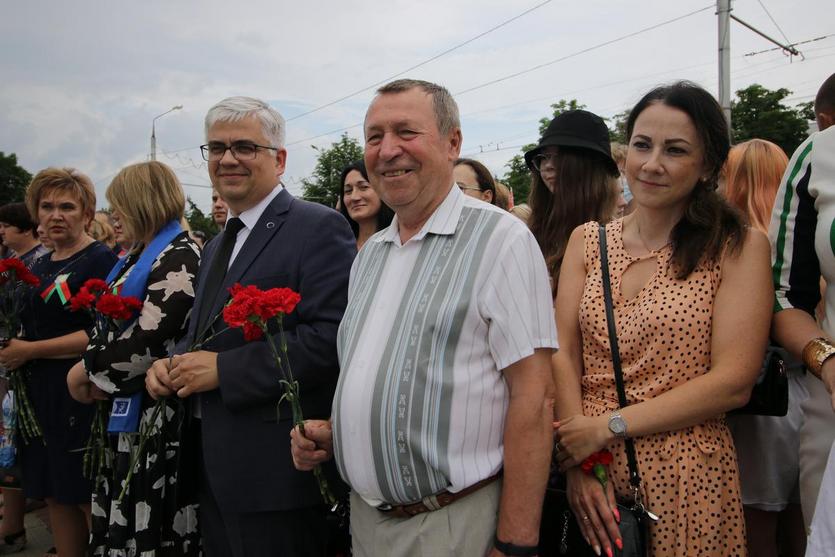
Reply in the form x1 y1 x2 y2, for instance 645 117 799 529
608 411 628 439
802 337 835 378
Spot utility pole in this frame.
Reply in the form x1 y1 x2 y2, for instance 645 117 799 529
718 0 802 132
150 105 183 161
718 0 732 128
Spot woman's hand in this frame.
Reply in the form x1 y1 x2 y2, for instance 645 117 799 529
566 466 622 557
67 361 108 404
0 338 34 370
555 414 611 470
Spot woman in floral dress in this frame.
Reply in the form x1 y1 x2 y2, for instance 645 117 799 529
67 161 201 556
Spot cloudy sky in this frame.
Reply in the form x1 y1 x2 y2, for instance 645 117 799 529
2 0 832 212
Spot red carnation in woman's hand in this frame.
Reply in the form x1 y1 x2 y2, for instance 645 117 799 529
82 278 109 294
70 288 97 311
96 293 142 320
581 449 614 491
0 257 40 287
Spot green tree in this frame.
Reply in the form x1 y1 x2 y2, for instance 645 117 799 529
501 99 586 205
797 100 815 122
185 198 215 238
0 152 32 206
731 84 810 156
301 134 364 207
607 110 631 145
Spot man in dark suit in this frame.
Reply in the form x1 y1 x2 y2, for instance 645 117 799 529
147 96 356 556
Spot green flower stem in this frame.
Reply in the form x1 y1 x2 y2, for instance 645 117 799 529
593 463 608 492
118 398 165 502
118 323 231 503
10 368 42 443
265 320 336 508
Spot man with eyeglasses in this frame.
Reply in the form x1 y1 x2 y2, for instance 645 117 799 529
147 96 355 556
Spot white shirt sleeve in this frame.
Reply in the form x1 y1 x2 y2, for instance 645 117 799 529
478 220 558 371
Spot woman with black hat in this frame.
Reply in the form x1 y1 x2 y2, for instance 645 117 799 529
526 110 621 296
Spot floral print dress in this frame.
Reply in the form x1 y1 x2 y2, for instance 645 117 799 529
86 232 201 557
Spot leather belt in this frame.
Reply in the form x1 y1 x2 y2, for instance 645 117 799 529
376 473 501 518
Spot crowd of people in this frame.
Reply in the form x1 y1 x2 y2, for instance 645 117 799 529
0 71 833 557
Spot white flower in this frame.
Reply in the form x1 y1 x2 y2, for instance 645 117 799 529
137 300 165 331
110 502 128 526
91 500 107 517
112 348 156 381
135 501 151 531
149 265 195 302
90 372 116 394
172 505 198 536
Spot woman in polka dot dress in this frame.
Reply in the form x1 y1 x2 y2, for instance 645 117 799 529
552 81 773 557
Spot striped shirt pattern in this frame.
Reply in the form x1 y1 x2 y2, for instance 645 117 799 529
333 186 557 506
770 127 835 324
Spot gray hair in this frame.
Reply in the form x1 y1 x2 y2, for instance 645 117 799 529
376 79 460 135
205 96 286 148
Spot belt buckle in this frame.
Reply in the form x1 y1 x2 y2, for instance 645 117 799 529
376 503 394 512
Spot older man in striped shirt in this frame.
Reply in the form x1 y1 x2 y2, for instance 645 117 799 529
292 79 557 557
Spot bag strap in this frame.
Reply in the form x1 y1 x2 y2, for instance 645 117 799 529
598 224 643 491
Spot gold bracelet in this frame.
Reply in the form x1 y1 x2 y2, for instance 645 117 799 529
802 337 835 379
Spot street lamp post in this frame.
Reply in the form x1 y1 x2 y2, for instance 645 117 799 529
150 105 183 161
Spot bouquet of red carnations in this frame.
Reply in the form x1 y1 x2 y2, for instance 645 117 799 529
223 283 337 507
70 278 142 480
0 258 42 444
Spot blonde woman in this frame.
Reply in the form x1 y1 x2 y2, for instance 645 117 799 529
67 161 201 556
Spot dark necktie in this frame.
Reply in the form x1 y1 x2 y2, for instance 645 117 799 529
195 217 244 336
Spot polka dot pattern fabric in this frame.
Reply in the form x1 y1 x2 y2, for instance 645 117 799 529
578 220 746 556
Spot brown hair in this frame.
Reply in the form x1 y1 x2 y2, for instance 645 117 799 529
25 167 97 224
106 161 185 246
528 147 618 294
89 212 116 248
627 81 746 279
723 139 787 233
494 182 511 211
454 158 498 204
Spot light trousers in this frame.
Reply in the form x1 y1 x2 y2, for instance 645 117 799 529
350 480 501 557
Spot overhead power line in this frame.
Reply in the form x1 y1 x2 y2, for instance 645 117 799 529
284 4 716 150
454 4 714 96
744 33 833 57
285 0 554 122
756 0 793 46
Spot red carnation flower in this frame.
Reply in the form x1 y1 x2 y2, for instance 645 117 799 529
82 278 109 294
224 284 301 339
122 296 143 313
70 288 97 312
0 257 40 287
242 321 264 341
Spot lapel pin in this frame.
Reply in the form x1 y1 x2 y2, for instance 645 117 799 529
266 221 275 229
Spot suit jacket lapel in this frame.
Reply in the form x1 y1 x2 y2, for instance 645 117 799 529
188 237 220 342
202 189 293 323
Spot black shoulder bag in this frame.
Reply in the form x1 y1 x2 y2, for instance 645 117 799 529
540 225 656 556
728 346 788 416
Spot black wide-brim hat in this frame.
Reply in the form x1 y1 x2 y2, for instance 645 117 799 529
524 109 619 175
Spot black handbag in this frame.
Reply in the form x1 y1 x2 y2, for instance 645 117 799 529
728 346 788 416
540 224 655 557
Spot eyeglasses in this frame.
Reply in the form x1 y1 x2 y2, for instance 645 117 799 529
457 183 483 193
531 153 560 172
200 141 279 162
